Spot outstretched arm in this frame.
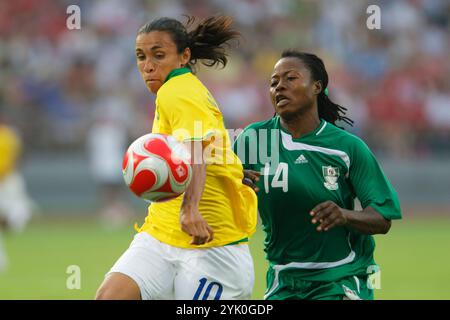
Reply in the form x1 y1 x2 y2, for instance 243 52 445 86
180 140 214 245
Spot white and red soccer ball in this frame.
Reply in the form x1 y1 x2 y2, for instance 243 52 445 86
122 133 192 202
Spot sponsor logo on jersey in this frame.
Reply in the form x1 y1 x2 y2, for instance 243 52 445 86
322 166 339 190
294 154 308 164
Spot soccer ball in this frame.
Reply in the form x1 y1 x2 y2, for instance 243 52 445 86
122 133 192 202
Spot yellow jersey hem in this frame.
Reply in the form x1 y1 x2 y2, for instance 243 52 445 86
140 229 250 249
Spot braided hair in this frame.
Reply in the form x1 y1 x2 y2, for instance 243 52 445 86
138 15 240 72
281 50 353 127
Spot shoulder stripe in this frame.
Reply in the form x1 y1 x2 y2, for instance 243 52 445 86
280 131 350 169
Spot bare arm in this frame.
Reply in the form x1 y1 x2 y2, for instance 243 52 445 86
179 141 213 245
181 162 207 210
342 206 391 234
310 201 391 235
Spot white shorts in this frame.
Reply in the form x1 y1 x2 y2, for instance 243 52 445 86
107 232 254 300
0 172 32 232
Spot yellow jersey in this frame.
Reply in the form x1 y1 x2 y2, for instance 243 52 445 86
138 68 257 248
0 124 21 180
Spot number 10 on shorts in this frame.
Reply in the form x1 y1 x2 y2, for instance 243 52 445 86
193 277 224 300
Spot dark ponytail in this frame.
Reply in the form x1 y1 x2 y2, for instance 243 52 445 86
138 15 240 72
317 91 353 127
281 50 353 127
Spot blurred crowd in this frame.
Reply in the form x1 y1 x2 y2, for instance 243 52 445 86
1 0 449 159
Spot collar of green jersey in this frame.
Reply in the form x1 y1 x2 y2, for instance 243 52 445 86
277 116 326 139
164 67 191 83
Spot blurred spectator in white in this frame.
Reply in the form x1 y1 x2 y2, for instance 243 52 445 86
86 94 134 228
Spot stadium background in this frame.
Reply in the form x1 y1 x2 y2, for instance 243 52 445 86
0 0 449 299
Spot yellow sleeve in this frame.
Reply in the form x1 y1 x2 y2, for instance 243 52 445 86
0 126 21 178
157 90 218 143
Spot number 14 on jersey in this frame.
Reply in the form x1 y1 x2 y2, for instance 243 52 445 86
263 162 288 193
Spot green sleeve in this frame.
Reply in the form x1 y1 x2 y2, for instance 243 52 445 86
349 138 402 220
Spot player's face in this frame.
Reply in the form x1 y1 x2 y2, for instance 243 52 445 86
135 31 191 94
269 57 321 121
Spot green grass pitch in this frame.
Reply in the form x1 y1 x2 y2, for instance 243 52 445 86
0 215 449 299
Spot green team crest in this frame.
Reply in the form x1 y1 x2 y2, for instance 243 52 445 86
322 166 340 190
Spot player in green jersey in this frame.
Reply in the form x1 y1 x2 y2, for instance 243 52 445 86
233 50 402 300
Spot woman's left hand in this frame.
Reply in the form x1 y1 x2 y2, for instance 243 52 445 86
310 201 348 232
242 170 260 193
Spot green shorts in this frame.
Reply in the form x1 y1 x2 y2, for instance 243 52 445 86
265 266 374 300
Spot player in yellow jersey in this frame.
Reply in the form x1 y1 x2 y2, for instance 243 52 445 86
96 16 258 300
0 118 33 271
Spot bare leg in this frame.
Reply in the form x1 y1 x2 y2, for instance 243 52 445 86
95 272 141 300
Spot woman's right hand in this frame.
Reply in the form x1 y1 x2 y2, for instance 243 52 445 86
180 205 214 245
243 170 260 193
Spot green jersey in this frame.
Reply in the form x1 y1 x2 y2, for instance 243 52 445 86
233 116 401 290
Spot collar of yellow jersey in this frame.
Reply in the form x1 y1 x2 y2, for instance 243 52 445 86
164 67 191 83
